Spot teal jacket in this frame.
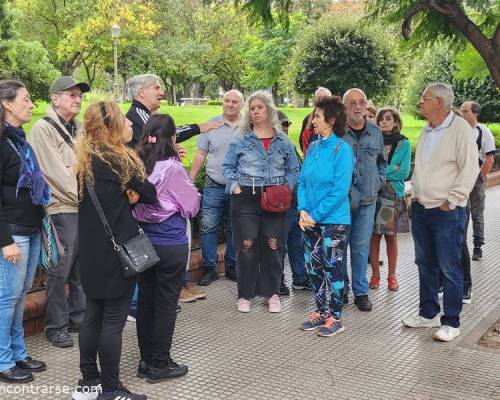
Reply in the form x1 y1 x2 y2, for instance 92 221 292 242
298 134 354 225
386 138 411 198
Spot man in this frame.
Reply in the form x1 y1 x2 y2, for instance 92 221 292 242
125 74 221 148
403 83 478 342
277 111 309 295
341 88 386 312
460 101 496 261
299 87 332 155
29 76 90 348
190 90 243 286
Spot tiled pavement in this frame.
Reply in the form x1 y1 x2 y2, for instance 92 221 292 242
2 187 500 400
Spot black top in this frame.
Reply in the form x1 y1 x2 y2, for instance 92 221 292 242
0 132 43 247
125 100 200 148
78 157 157 299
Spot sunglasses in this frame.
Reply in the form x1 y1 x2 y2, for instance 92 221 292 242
281 121 291 127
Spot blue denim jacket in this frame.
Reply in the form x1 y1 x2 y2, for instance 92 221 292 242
342 121 386 205
223 129 299 194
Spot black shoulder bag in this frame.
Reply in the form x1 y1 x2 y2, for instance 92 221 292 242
84 177 160 277
43 116 74 149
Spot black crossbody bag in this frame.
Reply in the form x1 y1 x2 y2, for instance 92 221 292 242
84 177 159 277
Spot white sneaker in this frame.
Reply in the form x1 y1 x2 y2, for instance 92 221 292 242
268 294 281 313
433 325 460 342
127 315 136 323
237 298 251 313
402 313 441 328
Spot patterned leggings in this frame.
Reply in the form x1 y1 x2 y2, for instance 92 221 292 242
302 224 348 320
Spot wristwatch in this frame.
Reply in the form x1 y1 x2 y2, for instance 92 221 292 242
448 202 456 210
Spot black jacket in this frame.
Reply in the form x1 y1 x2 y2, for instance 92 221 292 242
126 100 200 148
78 157 156 299
0 130 43 247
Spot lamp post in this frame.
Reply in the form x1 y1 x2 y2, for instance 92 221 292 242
111 24 121 101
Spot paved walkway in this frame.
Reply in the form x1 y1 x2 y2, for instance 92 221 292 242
2 187 500 400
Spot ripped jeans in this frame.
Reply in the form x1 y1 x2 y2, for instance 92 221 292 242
230 186 286 299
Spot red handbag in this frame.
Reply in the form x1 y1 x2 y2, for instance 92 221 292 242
260 184 292 212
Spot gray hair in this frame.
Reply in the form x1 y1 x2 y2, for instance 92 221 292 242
466 100 481 115
314 86 332 99
0 79 26 137
126 74 161 99
223 89 244 104
342 88 367 103
239 90 279 134
425 83 454 111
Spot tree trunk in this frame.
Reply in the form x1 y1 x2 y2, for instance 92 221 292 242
271 84 280 105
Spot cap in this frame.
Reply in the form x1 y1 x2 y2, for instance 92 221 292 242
49 76 91 95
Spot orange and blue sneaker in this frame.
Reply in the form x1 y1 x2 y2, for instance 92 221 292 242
317 317 345 337
300 311 326 331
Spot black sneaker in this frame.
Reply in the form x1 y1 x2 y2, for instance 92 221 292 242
16 357 46 372
97 386 146 400
47 328 74 348
72 378 102 400
146 359 188 384
0 366 33 384
137 360 148 378
279 281 290 296
198 269 218 286
472 247 482 261
354 295 373 312
462 286 473 304
225 267 237 282
292 279 312 291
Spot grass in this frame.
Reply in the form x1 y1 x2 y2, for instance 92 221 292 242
25 101 500 164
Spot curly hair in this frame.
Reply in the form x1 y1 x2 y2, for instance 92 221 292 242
75 101 146 197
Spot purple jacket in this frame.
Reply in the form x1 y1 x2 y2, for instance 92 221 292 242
133 158 200 223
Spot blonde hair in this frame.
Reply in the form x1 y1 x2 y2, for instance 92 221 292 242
75 101 146 197
239 90 279 134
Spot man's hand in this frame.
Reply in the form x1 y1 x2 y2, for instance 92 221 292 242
126 189 140 205
176 144 187 160
199 121 223 133
2 243 21 264
439 201 451 212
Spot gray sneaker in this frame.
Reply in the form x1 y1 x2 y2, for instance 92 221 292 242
316 317 345 338
402 314 441 328
47 328 73 348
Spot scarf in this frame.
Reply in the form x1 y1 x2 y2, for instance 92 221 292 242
383 132 407 165
3 123 51 205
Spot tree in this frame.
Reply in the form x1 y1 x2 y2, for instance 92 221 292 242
366 0 500 88
289 17 397 99
454 77 500 123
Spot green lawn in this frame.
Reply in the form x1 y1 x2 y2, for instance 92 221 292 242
25 101 500 165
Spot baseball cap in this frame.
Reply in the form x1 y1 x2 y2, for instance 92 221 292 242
49 76 91 95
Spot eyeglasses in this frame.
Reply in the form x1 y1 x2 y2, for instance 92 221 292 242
419 96 438 103
281 121 291 127
58 91 83 99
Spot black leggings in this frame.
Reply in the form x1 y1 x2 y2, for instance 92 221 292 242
231 186 286 299
137 244 188 368
78 286 133 391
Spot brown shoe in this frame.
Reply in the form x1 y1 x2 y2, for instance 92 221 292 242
187 284 207 300
179 287 196 303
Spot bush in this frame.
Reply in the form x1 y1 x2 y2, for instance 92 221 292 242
207 100 222 106
289 17 397 98
454 77 500 123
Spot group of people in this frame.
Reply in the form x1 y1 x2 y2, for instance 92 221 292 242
0 72 495 400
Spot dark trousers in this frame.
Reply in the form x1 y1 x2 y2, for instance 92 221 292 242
137 244 188 368
231 187 286 299
469 175 485 248
78 286 133 391
411 203 466 328
45 213 86 333
462 206 472 290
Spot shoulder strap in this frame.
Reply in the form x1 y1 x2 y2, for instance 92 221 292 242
84 177 118 249
6 138 20 157
475 126 482 151
43 117 74 149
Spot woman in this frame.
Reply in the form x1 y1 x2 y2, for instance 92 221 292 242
223 91 299 313
75 101 156 400
133 115 200 383
0 80 49 383
297 96 353 338
368 107 411 291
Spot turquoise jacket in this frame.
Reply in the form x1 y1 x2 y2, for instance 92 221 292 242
386 138 411 198
298 134 354 225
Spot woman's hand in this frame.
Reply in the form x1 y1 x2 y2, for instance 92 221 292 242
126 189 140 204
299 210 315 231
3 243 21 264
233 185 242 195
176 144 187 160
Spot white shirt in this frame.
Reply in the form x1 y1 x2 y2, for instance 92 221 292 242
473 123 496 162
422 112 455 162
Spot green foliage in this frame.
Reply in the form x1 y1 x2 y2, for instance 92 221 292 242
289 17 397 98
454 77 500 123
207 100 222 106
454 44 489 81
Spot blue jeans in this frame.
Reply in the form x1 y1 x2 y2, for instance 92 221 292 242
412 203 466 328
281 200 307 283
0 233 41 372
201 178 235 272
341 202 377 296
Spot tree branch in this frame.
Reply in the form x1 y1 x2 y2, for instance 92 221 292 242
402 1 429 40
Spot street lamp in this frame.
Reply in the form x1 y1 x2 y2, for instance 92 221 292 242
111 24 121 101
